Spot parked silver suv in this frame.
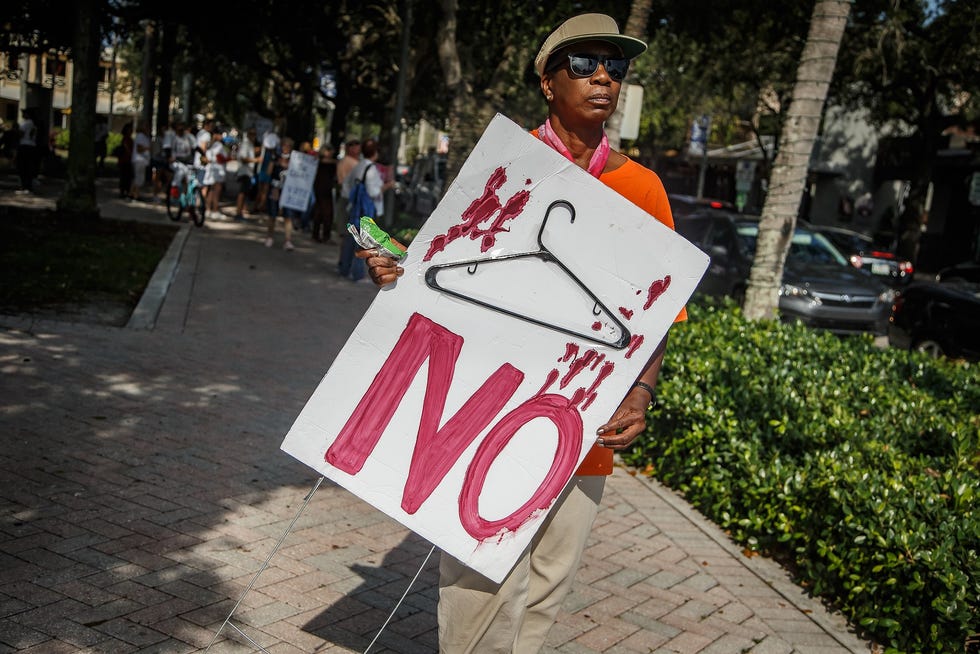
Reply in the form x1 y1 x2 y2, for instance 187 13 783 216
675 211 894 335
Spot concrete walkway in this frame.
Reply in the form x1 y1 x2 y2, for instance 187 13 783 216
0 179 871 653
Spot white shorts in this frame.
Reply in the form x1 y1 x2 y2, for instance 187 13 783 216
132 159 148 186
203 164 226 186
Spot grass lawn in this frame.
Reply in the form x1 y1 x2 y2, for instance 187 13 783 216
0 205 178 325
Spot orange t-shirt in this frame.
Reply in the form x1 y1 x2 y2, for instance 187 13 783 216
529 146 686 475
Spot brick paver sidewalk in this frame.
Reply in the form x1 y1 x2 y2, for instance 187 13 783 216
0 183 870 653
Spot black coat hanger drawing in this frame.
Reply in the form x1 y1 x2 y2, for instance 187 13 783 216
424 199 632 349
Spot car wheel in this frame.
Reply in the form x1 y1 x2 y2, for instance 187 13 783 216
914 339 945 358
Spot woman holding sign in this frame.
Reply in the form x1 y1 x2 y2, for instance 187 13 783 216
359 13 683 653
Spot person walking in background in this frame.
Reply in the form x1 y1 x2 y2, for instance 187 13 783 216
254 125 280 215
356 14 682 652
298 141 316 232
117 122 134 199
192 125 211 210
14 108 38 194
130 122 151 201
341 138 391 219
171 120 195 166
311 144 337 243
265 137 296 251
340 138 392 280
234 128 259 221
196 118 215 156
204 129 227 216
334 138 360 229
151 120 175 203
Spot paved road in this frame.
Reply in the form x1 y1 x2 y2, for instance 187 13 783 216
0 181 871 653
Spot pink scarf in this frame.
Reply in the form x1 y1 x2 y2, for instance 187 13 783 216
537 118 610 178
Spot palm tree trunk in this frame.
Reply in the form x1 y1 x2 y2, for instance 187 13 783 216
742 0 850 321
606 0 653 151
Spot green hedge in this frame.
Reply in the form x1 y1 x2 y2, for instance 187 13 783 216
53 130 121 155
622 301 979 653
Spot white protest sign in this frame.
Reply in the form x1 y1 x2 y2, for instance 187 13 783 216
281 114 709 583
279 151 317 212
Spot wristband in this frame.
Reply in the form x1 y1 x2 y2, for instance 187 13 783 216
632 381 656 407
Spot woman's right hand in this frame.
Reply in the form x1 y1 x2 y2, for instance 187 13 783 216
356 249 404 287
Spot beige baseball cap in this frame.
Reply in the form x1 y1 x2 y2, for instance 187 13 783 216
534 13 647 77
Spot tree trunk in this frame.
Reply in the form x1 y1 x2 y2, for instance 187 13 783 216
436 0 475 189
140 20 157 131
436 0 533 193
386 0 412 225
742 0 850 321
155 22 177 134
57 0 100 219
606 0 653 151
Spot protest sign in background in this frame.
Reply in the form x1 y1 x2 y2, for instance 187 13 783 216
281 114 709 582
279 151 318 212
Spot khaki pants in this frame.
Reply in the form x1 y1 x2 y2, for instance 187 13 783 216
438 475 605 654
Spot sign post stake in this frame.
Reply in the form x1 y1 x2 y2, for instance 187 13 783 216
204 476 325 653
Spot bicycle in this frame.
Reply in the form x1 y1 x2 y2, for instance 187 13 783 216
166 161 207 227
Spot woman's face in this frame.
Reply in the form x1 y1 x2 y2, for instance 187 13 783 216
541 40 624 128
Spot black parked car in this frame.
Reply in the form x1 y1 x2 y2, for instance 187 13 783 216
935 261 980 284
674 211 895 335
808 225 913 288
888 278 980 361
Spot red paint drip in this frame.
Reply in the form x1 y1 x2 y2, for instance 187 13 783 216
643 275 671 310
559 343 580 363
618 307 634 320
461 166 507 227
569 387 587 407
536 368 560 396
525 178 532 185
424 167 505 260
560 350 596 389
589 353 606 370
423 166 532 260
582 361 615 412
591 321 602 331
625 334 644 359
478 189 530 253
636 289 642 295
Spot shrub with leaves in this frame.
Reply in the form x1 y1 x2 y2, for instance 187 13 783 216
622 301 979 653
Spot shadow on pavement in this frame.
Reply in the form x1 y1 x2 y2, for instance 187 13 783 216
300 533 439 654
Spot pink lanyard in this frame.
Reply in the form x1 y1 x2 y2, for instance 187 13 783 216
537 118 610 178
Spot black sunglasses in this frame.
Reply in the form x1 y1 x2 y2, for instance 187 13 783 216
554 53 630 82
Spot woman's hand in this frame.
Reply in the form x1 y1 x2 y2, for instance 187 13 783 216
356 249 404 287
594 387 651 450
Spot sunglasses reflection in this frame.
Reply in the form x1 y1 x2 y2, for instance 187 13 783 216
566 53 630 81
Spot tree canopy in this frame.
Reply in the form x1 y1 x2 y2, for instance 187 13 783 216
3 0 976 239
832 0 979 258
